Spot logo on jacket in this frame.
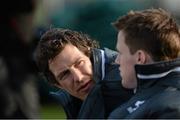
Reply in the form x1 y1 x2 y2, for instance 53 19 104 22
127 100 145 113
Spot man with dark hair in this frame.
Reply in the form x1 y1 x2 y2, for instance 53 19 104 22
34 28 133 119
109 8 180 118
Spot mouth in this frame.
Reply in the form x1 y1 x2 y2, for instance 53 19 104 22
77 80 93 93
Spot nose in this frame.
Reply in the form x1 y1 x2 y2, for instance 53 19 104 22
70 66 83 83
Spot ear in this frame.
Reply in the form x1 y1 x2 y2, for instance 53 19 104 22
136 50 147 64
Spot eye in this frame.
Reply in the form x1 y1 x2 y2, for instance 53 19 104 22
74 60 84 67
58 70 70 81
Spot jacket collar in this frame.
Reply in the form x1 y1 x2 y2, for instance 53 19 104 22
91 48 105 83
135 58 180 91
91 48 119 83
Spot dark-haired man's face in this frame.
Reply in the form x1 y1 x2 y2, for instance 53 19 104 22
49 44 95 100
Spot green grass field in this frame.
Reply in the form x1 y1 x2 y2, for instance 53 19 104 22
40 104 66 119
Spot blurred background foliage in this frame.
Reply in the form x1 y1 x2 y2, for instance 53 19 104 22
35 0 180 50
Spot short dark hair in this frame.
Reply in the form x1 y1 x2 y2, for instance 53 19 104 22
113 8 180 61
34 28 99 84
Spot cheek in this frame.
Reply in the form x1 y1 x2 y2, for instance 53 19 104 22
84 62 93 75
59 80 72 90
123 63 136 82
121 58 135 75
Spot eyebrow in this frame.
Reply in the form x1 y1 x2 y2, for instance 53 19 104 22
57 70 66 80
68 57 82 67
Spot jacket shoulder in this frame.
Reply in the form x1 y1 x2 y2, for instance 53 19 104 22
148 90 180 117
50 90 82 118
